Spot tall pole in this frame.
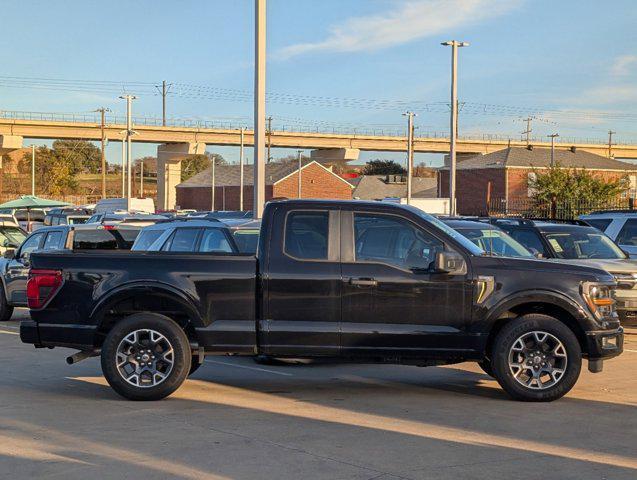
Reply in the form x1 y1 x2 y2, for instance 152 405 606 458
608 130 616 158
121 138 126 197
31 145 35 195
140 159 144 197
403 111 416 204
266 116 273 163
521 116 533 145
239 127 245 211
297 150 303 199
442 40 469 216
162 80 167 127
548 133 559 167
120 95 136 198
211 156 216 211
95 107 110 199
253 0 266 218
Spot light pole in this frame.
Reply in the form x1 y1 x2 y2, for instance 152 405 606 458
211 156 216 211
140 159 144 197
297 150 303 198
239 127 245 211
548 133 559 167
119 95 136 198
441 40 469 216
31 145 35 195
402 111 416 205
120 138 126 197
95 107 111 199
253 0 266 218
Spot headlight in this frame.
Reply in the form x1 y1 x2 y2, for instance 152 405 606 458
581 282 615 320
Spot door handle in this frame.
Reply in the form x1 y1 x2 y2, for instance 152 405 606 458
349 277 377 287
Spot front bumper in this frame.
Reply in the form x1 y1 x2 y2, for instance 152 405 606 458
585 327 624 360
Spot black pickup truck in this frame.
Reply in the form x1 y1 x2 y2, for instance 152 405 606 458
21 200 623 402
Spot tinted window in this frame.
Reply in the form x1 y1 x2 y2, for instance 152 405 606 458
458 228 533 258
545 231 625 259
132 229 164 251
72 230 127 250
199 228 233 253
284 211 329 260
615 219 637 246
585 218 612 232
0 227 26 248
51 216 60 226
16 210 44 221
43 231 64 250
506 229 547 256
68 216 88 225
162 228 201 252
19 232 45 257
232 229 260 254
354 213 443 270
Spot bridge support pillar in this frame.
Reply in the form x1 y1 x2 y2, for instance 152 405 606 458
157 142 206 211
310 148 359 167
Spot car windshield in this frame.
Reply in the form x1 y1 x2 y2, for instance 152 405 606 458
457 227 533 258
232 229 260 254
0 227 27 247
544 231 626 259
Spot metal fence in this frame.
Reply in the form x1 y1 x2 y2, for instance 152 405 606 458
487 196 637 219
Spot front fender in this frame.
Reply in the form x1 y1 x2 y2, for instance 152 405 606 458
90 281 204 329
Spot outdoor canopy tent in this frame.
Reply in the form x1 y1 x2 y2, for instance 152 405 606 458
0 195 71 231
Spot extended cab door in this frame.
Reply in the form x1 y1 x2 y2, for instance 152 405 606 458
340 209 473 356
261 207 341 356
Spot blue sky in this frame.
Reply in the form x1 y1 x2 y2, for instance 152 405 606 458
1 0 636 166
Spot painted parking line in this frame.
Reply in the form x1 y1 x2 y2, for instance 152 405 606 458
205 359 293 376
623 349 637 353
0 329 19 336
0 325 19 331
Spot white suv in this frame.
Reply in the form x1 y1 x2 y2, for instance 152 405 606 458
580 212 637 257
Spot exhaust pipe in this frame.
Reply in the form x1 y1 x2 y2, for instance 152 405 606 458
66 349 99 365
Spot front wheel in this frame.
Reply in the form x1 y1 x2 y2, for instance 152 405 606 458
0 289 13 322
101 313 191 401
491 314 582 402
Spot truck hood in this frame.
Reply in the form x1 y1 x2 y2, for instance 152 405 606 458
477 256 615 283
544 258 637 275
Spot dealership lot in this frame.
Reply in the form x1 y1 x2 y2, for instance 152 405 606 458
1 309 635 480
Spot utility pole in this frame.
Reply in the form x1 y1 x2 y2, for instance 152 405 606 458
155 80 172 126
608 130 616 158
402 111 416 205
266 116 273 163
31 145 35 195
297 150 303 198
140 159 144 197
239 127 245 211
521 116 533 145
441 40 469 216
548 133 559 167
119 95 136 198
253 0 266 218
211 156 216 211
95 107 110 199
120 138 126 198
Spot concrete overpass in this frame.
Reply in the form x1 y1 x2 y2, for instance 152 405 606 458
2 114 637 208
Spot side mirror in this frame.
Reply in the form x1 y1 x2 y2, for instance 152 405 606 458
434 251 467 275
3 248 15 260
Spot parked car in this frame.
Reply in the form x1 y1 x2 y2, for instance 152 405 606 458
21 200 623 402
86 212 168 227
441 219 534 258
0 207 47 231
0 219 27 256
579 211 637 257
221 218 261 254
492 218 637 326
44 207 91 226
0 223 141 321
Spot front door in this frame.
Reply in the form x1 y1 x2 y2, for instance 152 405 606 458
262 207 341 356
341 210 473 357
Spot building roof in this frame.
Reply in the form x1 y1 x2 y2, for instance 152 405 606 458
443 147 637 171
352 175 437 200
177 160 353 189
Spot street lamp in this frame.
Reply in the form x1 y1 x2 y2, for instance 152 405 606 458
402 111 417 205
441 40 469 216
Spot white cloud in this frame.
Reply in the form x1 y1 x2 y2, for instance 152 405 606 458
277 0 522 59
610 54 637 76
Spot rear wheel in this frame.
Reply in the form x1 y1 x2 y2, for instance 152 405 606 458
0 289 13 322
101 313 191 401
491 314 581 402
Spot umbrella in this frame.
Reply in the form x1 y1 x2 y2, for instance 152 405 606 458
0 195 71 231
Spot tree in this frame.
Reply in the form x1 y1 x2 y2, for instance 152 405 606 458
528 163 628 215
362 159 406 175
181 152 226 181
52 140 102 174
18 146 78 196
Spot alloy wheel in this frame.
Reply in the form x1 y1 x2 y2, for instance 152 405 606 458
115 329 174 387
508 330 567 390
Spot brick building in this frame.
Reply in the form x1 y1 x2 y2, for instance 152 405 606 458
438 146 637 215
176 160 354 210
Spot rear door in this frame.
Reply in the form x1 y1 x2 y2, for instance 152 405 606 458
262 207 341 356
5 231 46 304
340 209 474 356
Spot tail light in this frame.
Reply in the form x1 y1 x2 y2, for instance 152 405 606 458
27 269 63 309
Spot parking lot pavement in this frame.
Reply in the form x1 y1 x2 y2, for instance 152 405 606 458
1 309 636 480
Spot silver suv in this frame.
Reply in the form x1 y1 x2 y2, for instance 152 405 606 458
580 212 637 258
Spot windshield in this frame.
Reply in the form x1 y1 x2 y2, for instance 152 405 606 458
0 227 27 247
458 227 533 258
232 229 260 254
545 231 626 259
409 209 484 255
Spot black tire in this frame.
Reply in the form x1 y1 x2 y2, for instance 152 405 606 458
491 314 582 402
101 313 191 401
189 356 203 376
0 289 13 322
478 359 494 378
